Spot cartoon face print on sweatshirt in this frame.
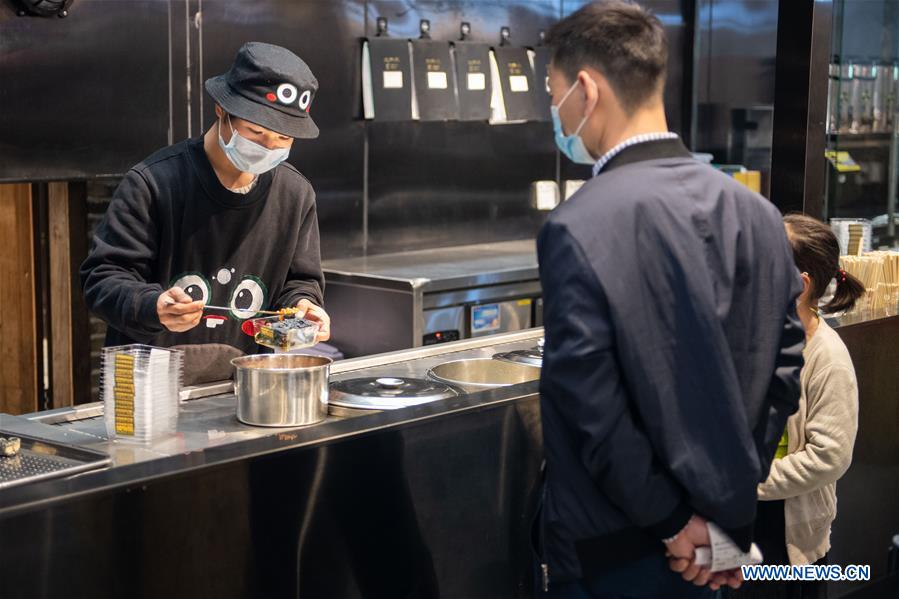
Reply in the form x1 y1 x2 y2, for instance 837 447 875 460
170 268 269 330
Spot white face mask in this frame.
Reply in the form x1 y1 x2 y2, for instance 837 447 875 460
217 114 290 175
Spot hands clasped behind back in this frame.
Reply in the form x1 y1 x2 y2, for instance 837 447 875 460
665 516 743 591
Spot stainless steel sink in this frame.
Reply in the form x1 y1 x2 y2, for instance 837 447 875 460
427 358 540 388
0 432 110 490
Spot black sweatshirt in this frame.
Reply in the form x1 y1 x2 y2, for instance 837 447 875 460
81 137 324 356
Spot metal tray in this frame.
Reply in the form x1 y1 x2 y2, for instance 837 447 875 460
0 432 111 490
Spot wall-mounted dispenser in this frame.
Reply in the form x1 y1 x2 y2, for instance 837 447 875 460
362 17 414 121
489 27 540 123
453 22 492 122
528 31 552 122
410 19 459 121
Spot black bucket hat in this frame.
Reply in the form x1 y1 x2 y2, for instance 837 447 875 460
205 42 319 139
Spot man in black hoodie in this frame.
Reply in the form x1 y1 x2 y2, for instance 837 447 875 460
82 42 329 360
535 2 804 597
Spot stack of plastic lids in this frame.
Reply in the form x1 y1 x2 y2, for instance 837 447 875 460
830 219 872 255
101 344 183 443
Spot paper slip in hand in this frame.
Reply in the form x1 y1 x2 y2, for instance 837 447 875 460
693 522 763 572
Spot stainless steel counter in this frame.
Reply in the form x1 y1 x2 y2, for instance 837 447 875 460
1 328 543 484
0 329 546 599
2 314 897 598
322 240 542 357
825 306 899 328
322 239 537 293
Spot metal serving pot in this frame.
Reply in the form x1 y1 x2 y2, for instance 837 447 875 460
231 354 332 427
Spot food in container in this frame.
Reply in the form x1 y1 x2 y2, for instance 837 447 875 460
251 313 320 351
0 437 21 457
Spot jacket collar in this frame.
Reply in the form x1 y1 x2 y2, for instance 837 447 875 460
600 138 693 175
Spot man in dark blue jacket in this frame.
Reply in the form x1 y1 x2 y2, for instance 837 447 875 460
535 2 805 597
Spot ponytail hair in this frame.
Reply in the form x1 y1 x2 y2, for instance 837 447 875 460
824 268 866 313
783 214 866 314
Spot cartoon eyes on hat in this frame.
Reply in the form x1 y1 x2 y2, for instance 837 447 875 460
277 83 298 104
271 84 312 111
299 90 312 112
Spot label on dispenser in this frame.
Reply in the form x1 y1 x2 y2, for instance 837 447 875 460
509 75 529 92
455 43 492 121
471 304 501 334
383 71 404 89
427 71 448 89
366 38 414 120
411 41 459 121
493 46 540 121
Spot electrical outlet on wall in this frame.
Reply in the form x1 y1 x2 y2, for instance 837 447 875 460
563 179 586 200
531 181 560 211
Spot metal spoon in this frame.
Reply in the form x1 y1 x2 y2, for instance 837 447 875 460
203 304 285 316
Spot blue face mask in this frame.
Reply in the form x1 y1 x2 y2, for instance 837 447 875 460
551 81 595 165
218 114 290 175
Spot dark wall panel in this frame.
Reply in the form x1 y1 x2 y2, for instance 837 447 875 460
0 0 698 258
366 121 554 254
199 0 367 260
0 0 172 182
695 0 779 159
367 0 559 45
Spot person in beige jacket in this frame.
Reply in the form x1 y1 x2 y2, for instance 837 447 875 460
739 214 863 599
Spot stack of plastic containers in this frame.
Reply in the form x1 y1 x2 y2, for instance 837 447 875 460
101 344 183 443
831 218 873 256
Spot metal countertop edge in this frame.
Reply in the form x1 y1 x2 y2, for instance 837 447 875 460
6 316 893 517
0 381 539 519
331 327 544 374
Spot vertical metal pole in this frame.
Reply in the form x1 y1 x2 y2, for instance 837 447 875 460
31 183 52 411
886 2 898 245
184 0 192 136
681 0 700 150
362 126 369 257
362 0 370 257
168 0 174 145
197 0 204 127
888 120 898 243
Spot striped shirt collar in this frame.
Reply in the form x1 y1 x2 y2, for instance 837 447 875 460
592 132 680 177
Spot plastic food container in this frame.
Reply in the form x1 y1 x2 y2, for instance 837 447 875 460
250 315 321 351
101 344 183 443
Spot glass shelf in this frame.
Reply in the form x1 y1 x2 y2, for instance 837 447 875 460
825 0 899 248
